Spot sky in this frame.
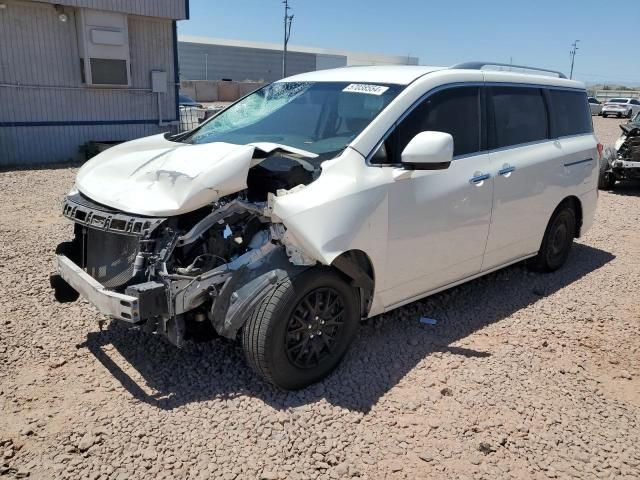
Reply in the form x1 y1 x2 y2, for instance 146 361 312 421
180 0 640 87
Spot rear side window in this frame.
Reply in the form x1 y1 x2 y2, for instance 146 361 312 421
374 86 481 164
548 90 592 137
488 87 548 149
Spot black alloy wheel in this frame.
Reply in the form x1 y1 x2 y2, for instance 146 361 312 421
285 287 345 369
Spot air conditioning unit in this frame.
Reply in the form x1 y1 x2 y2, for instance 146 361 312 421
76 9 130 87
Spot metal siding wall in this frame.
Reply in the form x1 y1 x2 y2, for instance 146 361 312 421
178 43 317 82
315 54 347 71
0 124 166 166
36 0 187 19
0 2 177 166
128 15 176 120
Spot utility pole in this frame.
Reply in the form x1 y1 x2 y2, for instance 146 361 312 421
569 40 580 80
282 0 294 78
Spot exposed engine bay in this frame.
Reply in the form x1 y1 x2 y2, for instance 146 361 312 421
617 121 640 163
51 149 322 346
604 115 640 183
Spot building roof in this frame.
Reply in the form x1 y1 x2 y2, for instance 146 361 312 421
280 65 444 85
178 35 418 65
38 0 189 20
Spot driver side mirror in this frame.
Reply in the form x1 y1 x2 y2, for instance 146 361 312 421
401 131 453 170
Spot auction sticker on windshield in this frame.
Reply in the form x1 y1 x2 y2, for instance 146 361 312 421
343 84 390 95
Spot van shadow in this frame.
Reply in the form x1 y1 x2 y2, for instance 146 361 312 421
81 243 614 413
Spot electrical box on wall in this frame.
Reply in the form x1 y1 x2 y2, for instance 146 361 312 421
151 71 168 94
76 9 130 87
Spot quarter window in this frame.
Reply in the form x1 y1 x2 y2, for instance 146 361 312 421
372 86 481 164
488 87 548 149
548 90 592 137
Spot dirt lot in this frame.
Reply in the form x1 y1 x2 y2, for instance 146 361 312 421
1 117 638 479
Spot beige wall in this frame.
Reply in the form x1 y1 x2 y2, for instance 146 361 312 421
181 80 265 103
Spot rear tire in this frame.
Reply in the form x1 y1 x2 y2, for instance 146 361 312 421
241 267 360 390
628 110 634 119
602 114 607 118
528 203 577 272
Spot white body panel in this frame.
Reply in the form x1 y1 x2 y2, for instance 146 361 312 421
482 136 598 269
76 135 316 216
72 65 599 318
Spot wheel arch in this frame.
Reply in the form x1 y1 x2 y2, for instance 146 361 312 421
330 249 375 318
558 195 583 238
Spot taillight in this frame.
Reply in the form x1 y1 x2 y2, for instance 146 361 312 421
597 143 603 159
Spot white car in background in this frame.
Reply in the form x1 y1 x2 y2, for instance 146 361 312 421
588 97 602 115
601 98 640 118
51 63 600 389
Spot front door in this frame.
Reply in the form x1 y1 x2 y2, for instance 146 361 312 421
371 85 494 308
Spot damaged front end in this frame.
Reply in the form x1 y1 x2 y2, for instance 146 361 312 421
51 152 317 347
609 119 640 180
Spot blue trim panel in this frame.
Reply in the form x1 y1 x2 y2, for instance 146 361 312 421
0 119 177 127
564 158 593 167
172 20 180 121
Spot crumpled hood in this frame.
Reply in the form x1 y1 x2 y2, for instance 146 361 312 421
75 134 315 216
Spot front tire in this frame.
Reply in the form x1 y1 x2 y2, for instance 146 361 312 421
528 203 577 272
241 268 360 390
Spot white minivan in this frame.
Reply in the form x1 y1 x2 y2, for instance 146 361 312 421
52 63 599 389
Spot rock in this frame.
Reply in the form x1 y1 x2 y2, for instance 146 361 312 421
418 453 434 463
49 358 67 369
260 471 278 480
478 442 493 455
618 370 632 380
142 447 157 461
77 433 96 452
440 387 453 397
388 460 403 472
334 462 349 475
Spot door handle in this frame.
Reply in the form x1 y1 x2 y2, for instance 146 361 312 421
498 165 516 176
469 173 491 184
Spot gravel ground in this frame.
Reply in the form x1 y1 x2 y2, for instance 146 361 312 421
1 117 638 480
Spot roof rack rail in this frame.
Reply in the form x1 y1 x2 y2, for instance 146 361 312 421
451 62 567 79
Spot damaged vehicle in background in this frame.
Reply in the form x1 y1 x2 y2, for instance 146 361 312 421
51 64 599 389
599 111 640 189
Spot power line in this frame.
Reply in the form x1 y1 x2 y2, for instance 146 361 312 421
569 40 579 80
